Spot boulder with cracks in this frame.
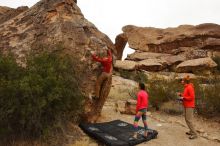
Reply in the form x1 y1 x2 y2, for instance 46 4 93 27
115 24 220 74
0 0 116 122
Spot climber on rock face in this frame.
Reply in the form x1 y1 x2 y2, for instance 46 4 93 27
91 49 113 99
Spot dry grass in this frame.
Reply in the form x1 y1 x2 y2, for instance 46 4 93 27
70 136 98 146
160 101 184 115
2 139 43 146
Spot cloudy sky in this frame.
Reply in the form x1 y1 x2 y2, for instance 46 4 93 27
0 0 220 58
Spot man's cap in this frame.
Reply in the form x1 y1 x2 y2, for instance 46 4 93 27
183 75 190 81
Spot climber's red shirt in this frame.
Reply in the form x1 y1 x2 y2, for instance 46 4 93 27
182 83 195 108
92 54 112 73
136 90 148 112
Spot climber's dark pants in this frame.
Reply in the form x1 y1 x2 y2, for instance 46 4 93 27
95 72 111 98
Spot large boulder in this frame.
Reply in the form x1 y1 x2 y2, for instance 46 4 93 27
114 60 137 71
120 24 220 54
175 47 208 59
116 99 137 115
137 58 167 71
0 0 115 122
176 57 217 74
0 6 12 15
126 51 186 72
162 55 186 71
126 52 171 61
162 55 186 66
124 99 137 115
109 75 137 100
114 23 220 74
115 33 127 59
0 6 28 25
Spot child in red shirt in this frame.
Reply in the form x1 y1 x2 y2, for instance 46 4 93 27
132 82 149 139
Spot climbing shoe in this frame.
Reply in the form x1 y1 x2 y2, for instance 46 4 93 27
186 131 192 135
92 96 98 100
189 135 198 139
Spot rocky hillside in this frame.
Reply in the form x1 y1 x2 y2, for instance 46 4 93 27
0 6 28 24
0 6 12 15
0 0 115 122
115 24 220 75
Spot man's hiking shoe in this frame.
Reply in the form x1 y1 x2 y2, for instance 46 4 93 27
189 135 198 139
186 131 192 135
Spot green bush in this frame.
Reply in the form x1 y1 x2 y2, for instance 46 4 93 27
117 68 220 116
118 69 133 79
0 52 84 138
146 77 220 116
134 71 148 83
118 69 148 83
147 79 182 110
194 77 220 117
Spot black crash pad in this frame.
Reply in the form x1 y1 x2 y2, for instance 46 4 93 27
79 120 158 146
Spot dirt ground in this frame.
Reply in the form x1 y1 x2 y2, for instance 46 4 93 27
73 76 220 146
91 101 220 146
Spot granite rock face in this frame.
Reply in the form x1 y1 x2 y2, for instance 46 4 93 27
176 57 217 74
114 60 137 71
0 0 115 122
0 6 28 25
121 24 220 53
115 24 220 74
0 6 13 16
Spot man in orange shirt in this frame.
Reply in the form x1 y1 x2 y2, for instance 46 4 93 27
91 49 112 99
178 75 197 139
